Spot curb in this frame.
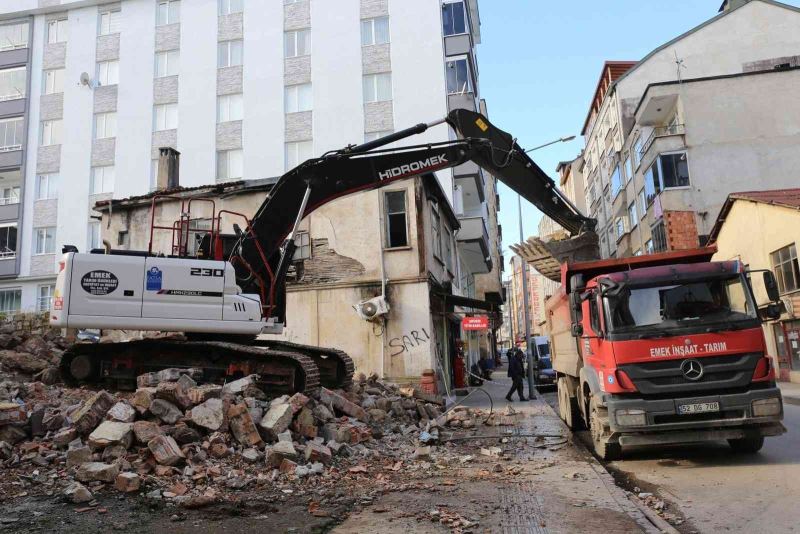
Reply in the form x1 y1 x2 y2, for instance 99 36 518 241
782 396 800 407
534 390 663 534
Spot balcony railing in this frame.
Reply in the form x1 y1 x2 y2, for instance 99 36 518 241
639 124 685 161
0 251 16 259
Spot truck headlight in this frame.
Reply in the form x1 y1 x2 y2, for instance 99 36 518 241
615 409 646 426
752 398 781 417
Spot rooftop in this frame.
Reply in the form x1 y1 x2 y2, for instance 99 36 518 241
708 188 800 242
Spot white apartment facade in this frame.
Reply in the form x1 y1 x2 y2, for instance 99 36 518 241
580 0 800 259
0 0 501 318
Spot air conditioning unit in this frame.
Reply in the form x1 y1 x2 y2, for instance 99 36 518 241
781 296 795 318
355 296 390 322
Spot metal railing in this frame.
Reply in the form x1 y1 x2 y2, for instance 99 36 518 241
639 124 685 161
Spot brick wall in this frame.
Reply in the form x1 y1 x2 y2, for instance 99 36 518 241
664 210 700 251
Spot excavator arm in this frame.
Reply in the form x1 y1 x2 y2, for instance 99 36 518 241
231 109 597 322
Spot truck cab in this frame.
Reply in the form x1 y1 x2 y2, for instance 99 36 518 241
549 247 786 460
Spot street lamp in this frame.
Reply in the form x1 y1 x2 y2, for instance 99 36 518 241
517 134 575 398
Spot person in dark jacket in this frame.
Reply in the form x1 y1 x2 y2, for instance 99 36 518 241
505 349 527 401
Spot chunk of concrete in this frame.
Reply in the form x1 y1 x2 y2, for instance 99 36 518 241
52 427 77 448
66 445 92 467
227 403 263 447
148 435 185 466
88 421 133 450
221 374 259 396
149 399 183 425
319 388 368 422
189 398 224 432
64 482 93 503
131 388 156 414
71 391 115 434
0 402 26 425
292 407 317 439
259 403 293 442
106 402 136 423
76 461 120 483
114 472 141 493
266 440 297 468
187 384 222 405
304 442 332 465
133 420 163 444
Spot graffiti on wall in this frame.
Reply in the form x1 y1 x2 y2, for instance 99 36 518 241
389 327 431 357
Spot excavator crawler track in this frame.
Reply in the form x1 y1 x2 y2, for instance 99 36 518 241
253 339 354 390
59 339 321 397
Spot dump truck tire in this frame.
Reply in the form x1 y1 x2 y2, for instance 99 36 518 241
590 395 621 461
557 376 583 430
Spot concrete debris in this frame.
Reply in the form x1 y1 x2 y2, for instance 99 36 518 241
64 481 93 503
115 472 141 493
88 421 133 449
149 399 183 425
148 435 185 466
190 398 225 431
227 403 263 447
131 388 156 414
267 440 298 468
221 375 259 396
106 401 137 423
76 461 120 483
319 388 368 422
0 402 26 425
133 420 163 444
259 402 293 442
304 442 332 465
71 391 115 434
66 445 92 468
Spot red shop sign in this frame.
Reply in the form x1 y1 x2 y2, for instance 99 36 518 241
462 316 489 331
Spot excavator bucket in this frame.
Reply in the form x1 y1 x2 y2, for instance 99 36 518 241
511 232 600 282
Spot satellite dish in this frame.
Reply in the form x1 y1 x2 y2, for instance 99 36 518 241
79 72 91 86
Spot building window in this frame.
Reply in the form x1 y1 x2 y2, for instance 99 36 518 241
0 67 26 102
610 164 622 198
284 29 311 58
363 73 392 103
217 93 243 123
40 119 62 146
43 69 64 95
651 220 667 253
442 1 467 36
284 83 312 113
361 17 389 46
444 231 454 273
153 103 178 131
633 249 642 256
364 130 393 143
627 201 637 228
0 118 23 152
47 17 68 44
645 239 653 255
216 149 243 181
90 166 115 194
150 159 158 191
87 221 101 250
97 60 119 86
0 289 21 314
117 230 128 247
659 152 690 188
624 155 633 182
0 185 19 206
94 112 117 139
218 0 243 16
36 174 58 200
771 244 799 294
446 58 471 94
615 217 626 240
0 22 29 52
285 141 312 170
218 40 243 68
0 225 16 258
384 190 407 248
156 0 180 26
98 7 121 36
644 160 660 206
37 284 55 313
35 227 55 255
637 189 646 219
431 202 442 259
155 50 180 77
293 231 311 261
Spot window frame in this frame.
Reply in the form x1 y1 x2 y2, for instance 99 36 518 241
156 0 180 26
218 0 243 16
284 29 311 58
216 149 243 182
90 166 115 195
384 189 409 249
442 0 468 36
43 68 64 95
445 56 472 95
217 93 243 123
0 22 29 52
96 60 119 86
40 119 62 147
87 221 101 250
361 16 390 46
284 141 312 171
36 173 58 200
284 83 312 114
47 18 68 44
0 287 21 314
362 72 392 103
431 201 442 261
153 103 178 131
610 164 622 199
770 243 799 294
292 231 311 261
658 151 691 190
0 66 27 102
94 112 117 139
627 200 638 230
34 226 56 255
217 39 243 68
98 7 121 36
0 224 16 259
37 284 55 313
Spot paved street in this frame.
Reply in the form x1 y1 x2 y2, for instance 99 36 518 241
542 391 800 533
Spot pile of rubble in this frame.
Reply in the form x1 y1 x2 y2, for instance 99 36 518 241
0 323 66 384
0 363 503 510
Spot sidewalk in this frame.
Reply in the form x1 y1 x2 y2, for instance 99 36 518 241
335 369 659 533
779 381 800 406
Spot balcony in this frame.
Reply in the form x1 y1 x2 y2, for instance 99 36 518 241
447 92 477 112
457 215 492 274
639 124 685 163
454 161 484 203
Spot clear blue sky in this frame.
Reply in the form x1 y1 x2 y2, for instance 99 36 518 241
480 0 799 277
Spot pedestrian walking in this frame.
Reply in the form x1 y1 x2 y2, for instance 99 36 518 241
505 348 527 402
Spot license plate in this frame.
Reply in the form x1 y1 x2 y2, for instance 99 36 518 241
678 402 720 415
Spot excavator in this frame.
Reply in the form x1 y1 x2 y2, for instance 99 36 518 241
50 109 598 396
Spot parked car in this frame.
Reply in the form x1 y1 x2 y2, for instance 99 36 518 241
534 336 556 386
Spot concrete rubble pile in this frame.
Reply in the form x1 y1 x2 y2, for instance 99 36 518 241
0 324 66 385
0 362 512 512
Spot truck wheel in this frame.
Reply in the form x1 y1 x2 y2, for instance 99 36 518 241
727 435 764 454
557 377 584 430
590 396 622 461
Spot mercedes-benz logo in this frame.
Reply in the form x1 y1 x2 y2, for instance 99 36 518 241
681 359 704 381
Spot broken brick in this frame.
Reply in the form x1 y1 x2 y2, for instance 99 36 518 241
131 388 156 415
114 472 141 493
190 398 224 432
149 399 183 425
0 402 26 425
148 435 185 466
133 420 163 444
266 441 297 468
319 388 368 422
88 421 133 450
76 462 120 483
304 442 332 465
259 403 293 442
71 391 115 434
227 403 263 447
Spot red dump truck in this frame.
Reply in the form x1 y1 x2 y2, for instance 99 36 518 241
549 247 786 460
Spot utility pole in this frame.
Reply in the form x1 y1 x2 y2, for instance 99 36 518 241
517 195 536 396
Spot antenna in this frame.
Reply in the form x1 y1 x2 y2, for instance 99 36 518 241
674 51 687 83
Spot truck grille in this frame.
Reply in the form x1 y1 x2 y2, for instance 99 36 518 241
618 353 761 396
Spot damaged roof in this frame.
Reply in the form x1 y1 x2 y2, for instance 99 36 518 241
708 188 800 243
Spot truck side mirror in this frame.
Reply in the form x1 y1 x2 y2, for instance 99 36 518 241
571 323 583 337
765 303 781 320
763 271 780 302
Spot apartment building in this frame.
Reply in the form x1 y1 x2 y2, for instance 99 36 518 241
579 0 800 259
0 0 502 341
507 255 554 344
